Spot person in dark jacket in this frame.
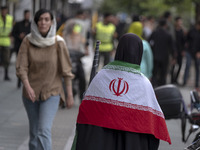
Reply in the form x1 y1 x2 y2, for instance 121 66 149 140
149 18 175 87
170 16 186 84
183 21 200 91
11 9 31 88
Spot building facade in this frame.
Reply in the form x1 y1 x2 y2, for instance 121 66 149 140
0 0 94 21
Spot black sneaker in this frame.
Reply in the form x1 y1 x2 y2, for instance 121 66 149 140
4 76 11 81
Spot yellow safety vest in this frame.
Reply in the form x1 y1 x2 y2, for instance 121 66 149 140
0 14 13 47
95 22 115 52
56 23 65 37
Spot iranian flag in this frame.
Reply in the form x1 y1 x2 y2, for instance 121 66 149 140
77 61 171 144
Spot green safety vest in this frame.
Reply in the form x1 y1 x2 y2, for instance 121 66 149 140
0 14 13 47
95 22 115 52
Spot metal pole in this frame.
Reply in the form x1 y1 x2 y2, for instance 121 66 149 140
89 40 101 85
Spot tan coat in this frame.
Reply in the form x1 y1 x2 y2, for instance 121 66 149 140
16 36 74 102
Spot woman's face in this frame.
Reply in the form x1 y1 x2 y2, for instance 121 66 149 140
37 12 52 36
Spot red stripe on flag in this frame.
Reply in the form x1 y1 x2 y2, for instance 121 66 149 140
77 100 171 144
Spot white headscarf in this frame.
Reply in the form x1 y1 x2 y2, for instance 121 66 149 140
27 16 57 48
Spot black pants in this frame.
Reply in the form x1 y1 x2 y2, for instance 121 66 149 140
171 53 183 84
74 60 86 101
69 51 86 101
0 46 10 69
0 46 11 79
152 59 169 87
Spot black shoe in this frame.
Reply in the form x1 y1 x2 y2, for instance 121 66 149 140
17 82 21 88
4 76 11 81
17 79 21 88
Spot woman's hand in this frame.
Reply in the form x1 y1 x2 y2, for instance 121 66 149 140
65 84 74 108
26 86 36 102
23 79 36 102
66 95 74 108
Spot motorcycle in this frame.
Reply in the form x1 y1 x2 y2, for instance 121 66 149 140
184 90 200 149
154 84 200 149
154 84 187 142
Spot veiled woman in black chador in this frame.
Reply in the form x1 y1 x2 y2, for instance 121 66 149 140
71 33 171 150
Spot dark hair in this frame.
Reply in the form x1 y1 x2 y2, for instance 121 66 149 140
24 9 30 15
34 9 53 24
1 6 8 10
76 10 84 16
175 16 181 22
159 18 167 27
132 14 140 22
103 12 111 18
163 11 171 19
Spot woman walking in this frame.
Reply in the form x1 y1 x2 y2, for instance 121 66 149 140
16 9 74 150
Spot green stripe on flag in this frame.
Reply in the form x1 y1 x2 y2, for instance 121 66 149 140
103 61 141 75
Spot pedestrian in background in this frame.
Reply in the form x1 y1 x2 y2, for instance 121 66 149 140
163 11 175 42
127 16 153 79
170 16 186 85
93 12 117 66
60 10 90 51
115 13 127 41
16 9 74 150
72 33 171 150
183 21 200 91
11 9 31 88
127 14 140 33
149 19 176 87
143 16 156 40
0 6 13 81
63 20 87 102
62 10 90 102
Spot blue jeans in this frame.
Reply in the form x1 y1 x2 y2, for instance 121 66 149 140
23 95 60 150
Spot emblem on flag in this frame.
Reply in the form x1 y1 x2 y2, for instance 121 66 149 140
109 78 129 96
